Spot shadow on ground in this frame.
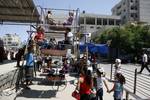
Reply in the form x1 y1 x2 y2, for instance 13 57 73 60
0 60 16 65
14 88 57 100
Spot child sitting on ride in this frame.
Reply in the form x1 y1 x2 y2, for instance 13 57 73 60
34 26 45 46
63 12 74 26
46 10 56 25
62 58 69 73
43 57 53 73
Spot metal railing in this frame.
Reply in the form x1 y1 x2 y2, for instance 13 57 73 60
110 64 150 100
0 69 19 94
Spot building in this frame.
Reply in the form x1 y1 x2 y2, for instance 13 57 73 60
79 13 121 35
3 33 21 51
112 0 150 24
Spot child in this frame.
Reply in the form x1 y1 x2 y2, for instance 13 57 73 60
63 12 74 26
114 59 121 77
34 26 45 45
95 67 109 100
46 11 55 25
25 46 34 89
109 73 125 100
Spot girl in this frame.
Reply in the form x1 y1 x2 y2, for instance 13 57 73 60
109 73 125 100
95 68 109 100
77 68 93 100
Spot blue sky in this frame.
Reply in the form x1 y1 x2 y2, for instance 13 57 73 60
0 0 120 42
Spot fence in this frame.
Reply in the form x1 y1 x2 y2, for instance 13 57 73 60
110 64 150 100
0 69 19 94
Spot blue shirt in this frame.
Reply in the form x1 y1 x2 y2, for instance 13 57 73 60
114 81 123 99
25 53 34 67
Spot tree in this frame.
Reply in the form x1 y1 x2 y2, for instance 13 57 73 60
92 23 150 60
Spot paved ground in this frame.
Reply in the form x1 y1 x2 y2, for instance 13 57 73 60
0 61 150 100
0 60 17 75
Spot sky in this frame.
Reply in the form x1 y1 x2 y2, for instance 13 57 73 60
0 0 120 42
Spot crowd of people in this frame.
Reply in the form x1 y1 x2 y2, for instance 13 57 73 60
3 21 148 100
72 56 126 100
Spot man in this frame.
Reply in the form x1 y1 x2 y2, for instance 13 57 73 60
114 59 121 75
0 38 4 63
16 46 25 67
138 52 150 74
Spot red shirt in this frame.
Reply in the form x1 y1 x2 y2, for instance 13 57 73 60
35 31 44 41
79 76 91 95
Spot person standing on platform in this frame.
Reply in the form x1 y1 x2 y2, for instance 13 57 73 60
25 46 34 89
0 38 4 63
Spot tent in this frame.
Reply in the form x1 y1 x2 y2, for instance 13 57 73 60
79 43 108 55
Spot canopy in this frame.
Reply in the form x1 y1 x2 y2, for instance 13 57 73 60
79 43 108 55
0 0 40 23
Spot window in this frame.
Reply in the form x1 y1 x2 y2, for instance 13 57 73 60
79 17 84 24
123 2 126 5
103 19 107 25
86 17 95 25
90 26 94 29
8 38 12 41
130 13 134 17
8 42 12 44
109 19 114 25
124 9 126 12
97 18 102 25
131 6 134 10
97 27 101 29
116 20 121 25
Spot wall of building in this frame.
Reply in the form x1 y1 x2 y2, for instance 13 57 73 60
79 13 121 33
3 34 21 51
139 0 150 24
112 0 150 25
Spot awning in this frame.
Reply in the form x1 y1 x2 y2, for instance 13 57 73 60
0 0 40 23
79 43 108 55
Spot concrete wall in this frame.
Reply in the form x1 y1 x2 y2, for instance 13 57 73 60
139 0 150 24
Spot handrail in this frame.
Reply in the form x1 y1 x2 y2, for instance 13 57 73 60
42 8 77 12
110 64 150 99
0 69 19 94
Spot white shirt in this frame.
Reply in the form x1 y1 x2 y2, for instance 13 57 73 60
47 14 53 20
96 77 105 90
142 53 148 63
67 32 73 42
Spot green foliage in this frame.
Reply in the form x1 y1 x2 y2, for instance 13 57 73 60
92 24 150 56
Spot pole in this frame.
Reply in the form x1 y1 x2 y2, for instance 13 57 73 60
133 68 137 94
110 63 113 80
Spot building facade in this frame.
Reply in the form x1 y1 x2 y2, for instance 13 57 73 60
3 33 21 51
79 13 121 33
112 0 150 24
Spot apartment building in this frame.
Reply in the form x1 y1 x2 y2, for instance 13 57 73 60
79 13 121 33
112 0 150 24
3 33 21 51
